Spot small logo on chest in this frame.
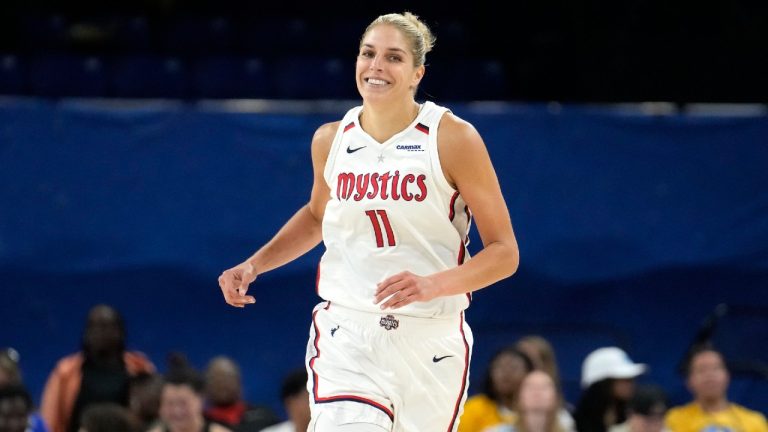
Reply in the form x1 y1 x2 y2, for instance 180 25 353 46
395 144 424 152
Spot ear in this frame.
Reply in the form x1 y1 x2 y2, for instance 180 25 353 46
411 65 425 88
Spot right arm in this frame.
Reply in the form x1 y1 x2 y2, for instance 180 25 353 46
218 121 337 308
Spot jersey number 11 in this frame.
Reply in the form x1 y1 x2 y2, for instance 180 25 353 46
365 210 396 248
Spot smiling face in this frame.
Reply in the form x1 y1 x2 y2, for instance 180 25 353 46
356 24 424 104
159 384 203 432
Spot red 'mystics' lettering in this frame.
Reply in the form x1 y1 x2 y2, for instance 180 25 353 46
337 171 427 202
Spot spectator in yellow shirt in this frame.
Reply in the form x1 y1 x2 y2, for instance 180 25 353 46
665 346 768 432
459 346 533 432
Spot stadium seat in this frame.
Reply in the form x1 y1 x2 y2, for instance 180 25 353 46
162 16 236 55
239 17 314 57
113 16 152 52
193 55 270 99
425 58 508 102
17 14 70 51
0 54 26 95
29 53 107 97
270 55 354 100
111 55 191 98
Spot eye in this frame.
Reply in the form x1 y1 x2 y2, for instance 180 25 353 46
387 55 402 62
360 50 374 58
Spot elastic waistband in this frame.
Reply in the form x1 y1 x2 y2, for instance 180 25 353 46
321 301 464 337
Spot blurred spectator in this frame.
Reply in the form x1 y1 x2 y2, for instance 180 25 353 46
574 347 646 432
0 349 49 432
203 356 279 432
608 384 669 432
459 346 534 432
79 402 140 432
0 384 49 432
0 348 23 387
515 335 575 429
515 336 561 390
510 369 574 432
665 346 768 432
147 353 232 432
128 372 163 431
40 304 155 432
260 368 310 432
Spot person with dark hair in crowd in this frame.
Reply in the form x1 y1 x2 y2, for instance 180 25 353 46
147 353 232 432
40 304 155 432
573 347 646 432
203 356 279 432
608 384 669 432
129 372 164 431
0 384 48 432
458 346 534 431
79 402 140 432
665 346 768 432
0 348 48 432
261 368 310 432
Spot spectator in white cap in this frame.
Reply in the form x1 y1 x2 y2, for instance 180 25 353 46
573 347 647 432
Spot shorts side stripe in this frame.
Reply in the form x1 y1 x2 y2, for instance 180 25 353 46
308 302 395 422
446 312 470 431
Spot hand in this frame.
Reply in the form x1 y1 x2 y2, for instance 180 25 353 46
218 261 258 308
374 271 441 310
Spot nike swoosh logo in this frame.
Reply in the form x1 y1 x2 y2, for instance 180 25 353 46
346 145 366 154
433 355 454 363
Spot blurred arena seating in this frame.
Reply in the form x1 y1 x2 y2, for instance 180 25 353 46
0 7 511 101
2 1 764 102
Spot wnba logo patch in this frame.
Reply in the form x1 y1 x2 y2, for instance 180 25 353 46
379 314 399 330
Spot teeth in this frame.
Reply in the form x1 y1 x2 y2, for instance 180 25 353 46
367 78 387 85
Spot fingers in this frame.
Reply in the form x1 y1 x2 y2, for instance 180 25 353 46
218 270 256 308
374 271 415 310
381 289 416 309
230 294 256 308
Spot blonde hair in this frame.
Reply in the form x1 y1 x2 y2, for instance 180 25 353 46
514 370 566 432
361 12 436 67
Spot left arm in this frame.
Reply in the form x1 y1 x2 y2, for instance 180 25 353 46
375 113 519 309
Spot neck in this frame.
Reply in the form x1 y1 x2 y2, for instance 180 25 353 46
497 394 516 410
88 349 122 365
524 411 550 432
174 417 204 432
698 396 729 413
360 99 420 143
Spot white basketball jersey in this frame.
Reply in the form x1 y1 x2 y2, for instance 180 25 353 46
318 101 473 318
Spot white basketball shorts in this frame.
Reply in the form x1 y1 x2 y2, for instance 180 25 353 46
305 301 474 432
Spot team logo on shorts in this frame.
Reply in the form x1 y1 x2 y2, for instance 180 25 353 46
379 314 399 330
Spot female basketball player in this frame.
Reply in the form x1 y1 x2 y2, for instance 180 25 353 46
218 12 519 431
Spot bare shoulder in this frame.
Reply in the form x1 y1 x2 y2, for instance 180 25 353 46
436 112 489 186
210 423 235 432
437 112 485 153
312 121 340 151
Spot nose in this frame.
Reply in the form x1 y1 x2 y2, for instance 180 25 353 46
369 55 383 71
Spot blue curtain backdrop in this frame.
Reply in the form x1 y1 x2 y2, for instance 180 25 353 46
2 99 767 415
